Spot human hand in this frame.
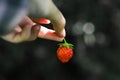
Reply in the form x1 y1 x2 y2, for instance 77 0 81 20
1 0 66 43
1 16 65 43
1 17 40 43
29 0 66 41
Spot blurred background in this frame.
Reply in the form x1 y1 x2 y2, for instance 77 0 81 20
0 0 120 80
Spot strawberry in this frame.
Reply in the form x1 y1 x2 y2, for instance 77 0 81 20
57 38 74 63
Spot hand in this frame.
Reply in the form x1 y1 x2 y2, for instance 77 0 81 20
29 0 66 41
1 17 40 43
1 16 65 43
1 0 66 43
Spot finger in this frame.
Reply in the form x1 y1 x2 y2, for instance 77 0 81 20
1 25 32 43
12 17 35 42
46 1 66 37
14 26 22 32
33 18 51 24
28 25 40 41
13 16 34 34
19 16 34 28
20 25 32 41
10 25 32 42
38 26 64 42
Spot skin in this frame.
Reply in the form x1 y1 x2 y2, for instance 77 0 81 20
1 0 66 43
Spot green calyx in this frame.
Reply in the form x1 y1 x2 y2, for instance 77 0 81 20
58 38 74 48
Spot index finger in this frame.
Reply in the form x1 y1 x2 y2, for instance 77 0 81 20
45 1 66 37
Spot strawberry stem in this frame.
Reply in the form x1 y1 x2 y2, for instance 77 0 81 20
64 38 67 44
58 38 74 48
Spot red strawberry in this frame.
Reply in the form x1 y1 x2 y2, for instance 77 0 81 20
57 38 73 63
